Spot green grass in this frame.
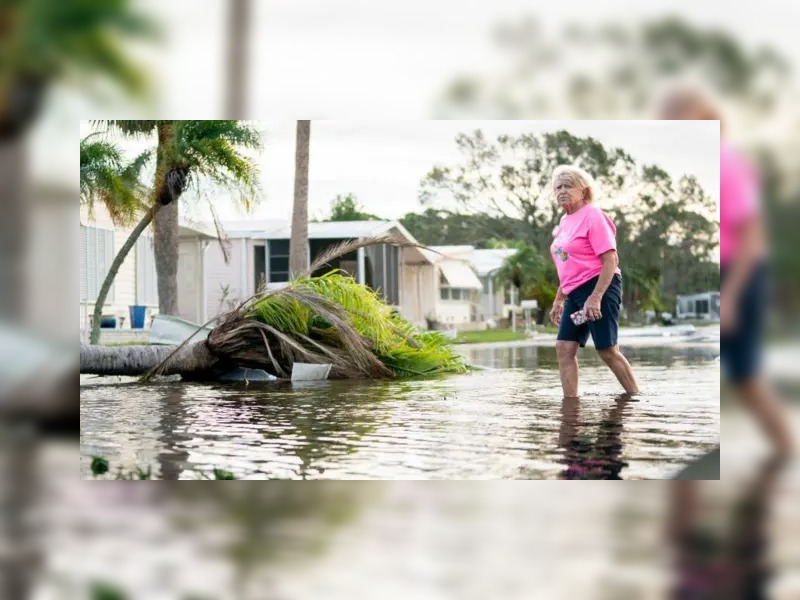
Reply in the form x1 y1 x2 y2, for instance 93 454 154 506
537 325 559 334
452 329 530 344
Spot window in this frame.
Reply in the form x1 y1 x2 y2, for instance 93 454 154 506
135 235 158 305
268 239 290 283
695 299 709 315
440 288 473 301
80 225 115 303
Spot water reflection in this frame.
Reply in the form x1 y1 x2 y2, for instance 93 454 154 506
669 456 789 598
156 385 191 480
80 346 719 479
558 395 634 480
169 379 403 479
38 480 377 598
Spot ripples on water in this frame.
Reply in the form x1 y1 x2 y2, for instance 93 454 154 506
80 345 719 480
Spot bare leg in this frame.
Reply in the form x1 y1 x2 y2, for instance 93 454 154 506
556 341 580 397
597 345 639 395
736 376 794 457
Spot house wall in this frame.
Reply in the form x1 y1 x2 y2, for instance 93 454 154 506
177 238 208 324
477 275 508 321
79 205 143 332
205 237 251 320
81 202 220 336
398 261 435 326
435 296 473 324
432 264 475 325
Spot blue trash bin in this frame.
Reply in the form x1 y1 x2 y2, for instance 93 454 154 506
129 305 147 329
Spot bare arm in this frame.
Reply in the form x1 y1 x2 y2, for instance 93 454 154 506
589 250 619 299
722 216 766 303
554 286 566 305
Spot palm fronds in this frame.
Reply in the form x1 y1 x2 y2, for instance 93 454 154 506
80 135 150 226
146 236 466 381
206 270 466 380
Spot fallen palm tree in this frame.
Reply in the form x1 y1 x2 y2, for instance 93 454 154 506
80 235 467 380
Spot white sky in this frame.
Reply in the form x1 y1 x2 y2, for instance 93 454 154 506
79 120 720 223
67 0 799 224
144 0 800 120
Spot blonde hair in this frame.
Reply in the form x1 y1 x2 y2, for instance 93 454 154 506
551 164 597 203
654 80 723 123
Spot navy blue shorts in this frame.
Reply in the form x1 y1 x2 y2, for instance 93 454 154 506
557 274 622 350
720 263 767 384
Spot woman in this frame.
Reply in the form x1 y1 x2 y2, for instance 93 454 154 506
659 86 794 457
548 165 639 398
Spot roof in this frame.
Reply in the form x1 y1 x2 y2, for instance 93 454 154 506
178 219 216 239
427 246 518 276
79 209 216 240
439 260 483 290
224 219 406 240
428 245 474 259
470 248 518 276
224 219 433 265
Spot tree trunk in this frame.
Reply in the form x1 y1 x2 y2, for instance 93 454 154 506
0 136 36 600
89 206 158 344
154 123 179 315
290 120 311 278
0 137 27 321
80 340 216 376
225 0 251 118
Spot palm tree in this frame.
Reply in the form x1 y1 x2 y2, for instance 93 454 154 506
80 134 153 344
0 1 152 140
0 1 152 324
80 236 466 380
81 136 153 345
225 0 252 118
3 7 152 599
98 120 262 318
496 242 557 316
290 120 311 278
80 135 149 226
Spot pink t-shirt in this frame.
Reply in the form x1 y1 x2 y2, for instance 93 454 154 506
550 204 621 295
720 142 760 266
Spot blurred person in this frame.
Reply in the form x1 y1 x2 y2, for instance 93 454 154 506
669 455 787 598
548 165 639 397
659 87 794 457
558 394 632 479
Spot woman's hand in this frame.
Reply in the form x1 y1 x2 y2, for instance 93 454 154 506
583 293 603 321
550 301 564 326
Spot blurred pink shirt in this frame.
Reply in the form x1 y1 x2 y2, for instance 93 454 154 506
720 142 760 266
550 203 621 295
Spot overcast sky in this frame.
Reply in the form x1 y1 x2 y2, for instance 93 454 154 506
69 0 800 224
221 120 720 222
80 119 719 223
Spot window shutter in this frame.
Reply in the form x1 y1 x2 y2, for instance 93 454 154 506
81 225 115 304
80 226 88 301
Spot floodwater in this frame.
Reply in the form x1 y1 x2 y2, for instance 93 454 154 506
80 344 719 480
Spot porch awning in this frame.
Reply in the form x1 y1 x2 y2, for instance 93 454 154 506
439 260 482 290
